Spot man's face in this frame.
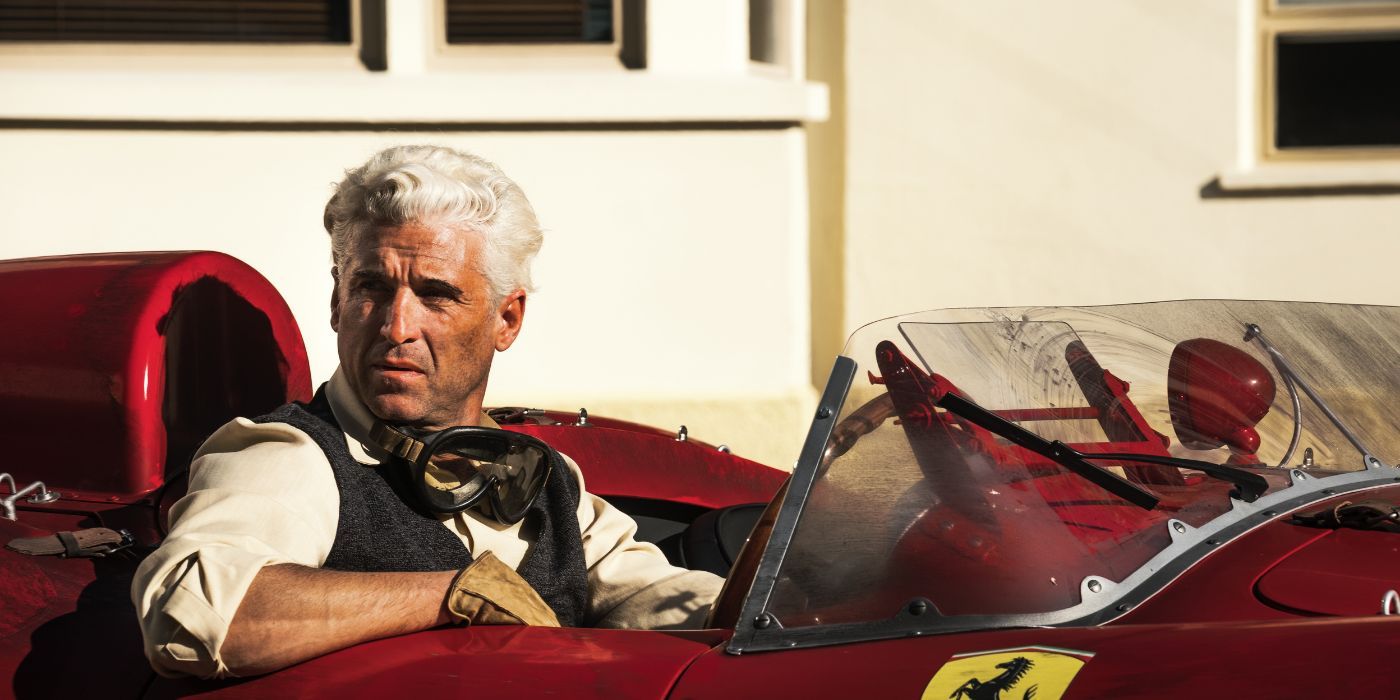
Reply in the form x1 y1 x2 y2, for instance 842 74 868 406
331 222 525 429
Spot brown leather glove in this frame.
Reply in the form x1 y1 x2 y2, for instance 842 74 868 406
444 551 560 627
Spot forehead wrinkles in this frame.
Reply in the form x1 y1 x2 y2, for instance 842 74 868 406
351 224 480 276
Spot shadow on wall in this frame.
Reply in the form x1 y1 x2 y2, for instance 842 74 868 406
1198 177 1400 200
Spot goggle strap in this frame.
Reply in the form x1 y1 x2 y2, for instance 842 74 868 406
369 421 427 463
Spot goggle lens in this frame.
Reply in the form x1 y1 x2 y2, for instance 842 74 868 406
416 428 554 522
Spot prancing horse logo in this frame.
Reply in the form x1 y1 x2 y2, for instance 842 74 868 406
949 656 1036 700
921 647 1093 700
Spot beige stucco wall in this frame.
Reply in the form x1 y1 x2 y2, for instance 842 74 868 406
0 128 817 468
0 0 832 471
11 1 1394 472
816 0 1400 362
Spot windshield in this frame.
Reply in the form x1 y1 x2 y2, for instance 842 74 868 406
760 301 1399 636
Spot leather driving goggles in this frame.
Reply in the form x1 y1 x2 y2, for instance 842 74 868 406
371 422 557 524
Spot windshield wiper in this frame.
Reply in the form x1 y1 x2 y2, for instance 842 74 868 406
936 392 1270 507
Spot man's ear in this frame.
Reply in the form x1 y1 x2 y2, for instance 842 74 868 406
329 267 341 332
494 289 527 352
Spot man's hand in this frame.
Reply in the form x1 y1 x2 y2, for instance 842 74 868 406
444 551 560 626
222 565 457 677
222 556 560 677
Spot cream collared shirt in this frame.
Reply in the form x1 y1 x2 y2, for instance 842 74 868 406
131 370 723 679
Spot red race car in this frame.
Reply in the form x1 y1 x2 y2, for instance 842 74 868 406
3 251 1399 699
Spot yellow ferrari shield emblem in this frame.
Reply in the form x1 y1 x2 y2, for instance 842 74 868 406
921 646 1093 700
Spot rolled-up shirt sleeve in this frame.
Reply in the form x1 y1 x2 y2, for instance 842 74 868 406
567 458 724 630
134 404 726 678
131 418 340 679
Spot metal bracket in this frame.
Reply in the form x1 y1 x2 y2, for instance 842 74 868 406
1 473 61 521
1246 322 1378 462
486 407 553 426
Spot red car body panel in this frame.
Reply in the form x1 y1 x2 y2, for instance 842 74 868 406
673 616 1400 699
147 627 728 700
1 510 151 700
4 252 1400 699
506 418 786 509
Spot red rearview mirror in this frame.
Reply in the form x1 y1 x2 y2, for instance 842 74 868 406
1168 338 1276 457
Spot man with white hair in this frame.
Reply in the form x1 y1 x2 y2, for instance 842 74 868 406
132 145 723 678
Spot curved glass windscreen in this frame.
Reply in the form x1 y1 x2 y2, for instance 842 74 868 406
766 301 1399 629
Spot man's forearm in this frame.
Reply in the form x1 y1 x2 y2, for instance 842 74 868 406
222 564 456 676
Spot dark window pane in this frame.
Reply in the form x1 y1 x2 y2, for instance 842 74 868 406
0 1 352 44
1276 34 1400 148
445 0 612 44
750 0 775 63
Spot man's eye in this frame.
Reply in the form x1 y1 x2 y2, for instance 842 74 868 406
353 279 390 294
418 286 460 304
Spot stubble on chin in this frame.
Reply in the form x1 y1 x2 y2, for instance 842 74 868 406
361 390 426 425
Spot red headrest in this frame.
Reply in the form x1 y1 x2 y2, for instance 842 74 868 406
0 251 311 501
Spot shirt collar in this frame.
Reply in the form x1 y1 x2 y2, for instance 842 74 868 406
324 367 501 465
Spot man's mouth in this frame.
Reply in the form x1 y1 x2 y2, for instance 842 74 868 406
373 360 425 375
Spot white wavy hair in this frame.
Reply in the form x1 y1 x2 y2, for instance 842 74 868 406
323 145 543 300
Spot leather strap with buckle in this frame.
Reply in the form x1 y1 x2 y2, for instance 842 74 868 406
6 527 134 558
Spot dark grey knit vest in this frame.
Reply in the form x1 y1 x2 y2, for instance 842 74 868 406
253 387 589 626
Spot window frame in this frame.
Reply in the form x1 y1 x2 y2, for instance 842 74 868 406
0 0 826 126
0 1 365 71
1258 0 1400 163
427 0 629 72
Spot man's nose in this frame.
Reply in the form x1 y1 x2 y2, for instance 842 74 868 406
380 287 422 344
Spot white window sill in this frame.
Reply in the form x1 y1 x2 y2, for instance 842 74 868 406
0 69 829 125
1219 161 1400 192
